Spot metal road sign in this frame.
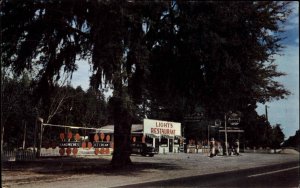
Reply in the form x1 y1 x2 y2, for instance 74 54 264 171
228 113 241 126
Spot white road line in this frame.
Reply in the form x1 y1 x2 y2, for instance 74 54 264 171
248 166 300 178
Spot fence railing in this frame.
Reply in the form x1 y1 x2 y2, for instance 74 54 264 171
2 147 113 161
2 149 35 161
2 150 17 161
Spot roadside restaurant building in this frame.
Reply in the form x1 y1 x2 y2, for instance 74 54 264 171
96 119 184 154
40 119 183 156
143 119 183 154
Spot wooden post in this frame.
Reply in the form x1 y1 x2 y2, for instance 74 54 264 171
37 117 44 157
225 113 228 156
22 121 27 150
33 119 37 157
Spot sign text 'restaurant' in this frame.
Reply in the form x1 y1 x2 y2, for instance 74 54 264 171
151 128 175 135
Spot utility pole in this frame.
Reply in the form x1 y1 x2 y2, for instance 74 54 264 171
265 105 269 122
208 123 216 146
208 123 210 157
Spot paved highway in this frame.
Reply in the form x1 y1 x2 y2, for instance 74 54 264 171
3 153 299 188
117 161 299 187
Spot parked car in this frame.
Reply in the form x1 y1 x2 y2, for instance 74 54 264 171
130 142 158 157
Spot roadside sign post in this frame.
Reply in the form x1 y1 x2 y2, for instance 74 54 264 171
207 123 216 153
224 112 241 156
224 113 228 156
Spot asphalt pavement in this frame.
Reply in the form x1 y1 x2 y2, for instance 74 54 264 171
116 161 300 187
2 152 299 188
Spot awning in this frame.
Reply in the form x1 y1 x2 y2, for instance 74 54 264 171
174 135 185 140
131 132 143 135
161 135 174 139
145 134 159 138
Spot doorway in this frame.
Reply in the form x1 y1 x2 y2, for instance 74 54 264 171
169 139 173 152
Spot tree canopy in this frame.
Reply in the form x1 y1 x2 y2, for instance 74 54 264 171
1 1 291 166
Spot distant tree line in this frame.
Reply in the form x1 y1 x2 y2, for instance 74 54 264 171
1 68 285 151
283 130 300 150
1 69 111 149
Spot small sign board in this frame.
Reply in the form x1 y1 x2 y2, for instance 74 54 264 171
93 141 110 148
59 141 80 148
184 113 203 122
215 119 221 127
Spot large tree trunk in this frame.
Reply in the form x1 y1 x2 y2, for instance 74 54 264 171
110 96 133 167
1 123 4 157
1 117 7 158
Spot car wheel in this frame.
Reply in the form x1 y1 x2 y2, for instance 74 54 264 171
149 154 154 157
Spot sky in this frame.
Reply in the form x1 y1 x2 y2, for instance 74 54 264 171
71 2 299 138
256 1 299 138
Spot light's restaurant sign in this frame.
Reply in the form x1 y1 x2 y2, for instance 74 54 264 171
143 119 181 136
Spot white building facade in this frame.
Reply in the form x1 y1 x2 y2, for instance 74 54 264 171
143 119 183 154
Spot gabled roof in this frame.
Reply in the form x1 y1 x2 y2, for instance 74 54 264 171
131 124 143 132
